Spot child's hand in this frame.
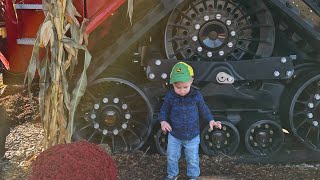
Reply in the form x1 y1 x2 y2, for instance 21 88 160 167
160 121 172 132
209 120 222 130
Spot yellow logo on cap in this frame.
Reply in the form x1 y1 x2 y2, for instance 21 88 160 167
177 68 181 72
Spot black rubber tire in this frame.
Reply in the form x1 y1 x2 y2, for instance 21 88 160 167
201 121 240 156
73 77 153 153
280 71 320 151
154 128 168 156
244 120 284 156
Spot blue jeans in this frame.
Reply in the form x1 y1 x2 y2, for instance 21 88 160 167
166 133 200 177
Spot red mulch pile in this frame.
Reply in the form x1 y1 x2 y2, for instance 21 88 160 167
28 141 117 180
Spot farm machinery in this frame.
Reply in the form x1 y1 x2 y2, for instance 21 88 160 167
0 0 320 157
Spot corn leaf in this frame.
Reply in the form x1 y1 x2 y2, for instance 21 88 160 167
63 42 76 56
24 13 50 99
127 0 134 24
66 0 81 26
43 84 52 150
67 48 91 141
39 49 49 121
39 20 54 47
61 65 71 110
57 85 67 144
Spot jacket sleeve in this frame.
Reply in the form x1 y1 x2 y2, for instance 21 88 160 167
158 92 171 123
197 91 213 122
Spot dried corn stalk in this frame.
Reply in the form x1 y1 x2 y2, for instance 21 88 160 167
25 0 134 150
25 0 91 149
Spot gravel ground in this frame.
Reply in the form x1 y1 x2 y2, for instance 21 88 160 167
1 85 320 180
2 120 320 180
1 122 43 180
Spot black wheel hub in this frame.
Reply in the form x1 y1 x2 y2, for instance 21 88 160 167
255 131 271 146
89 97 132 136
102 109 118 126
211 131 227 148
199 21 229 50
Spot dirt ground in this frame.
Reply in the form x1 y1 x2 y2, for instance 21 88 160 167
1 84 320 180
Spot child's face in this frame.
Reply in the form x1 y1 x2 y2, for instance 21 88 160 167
173 79 193 96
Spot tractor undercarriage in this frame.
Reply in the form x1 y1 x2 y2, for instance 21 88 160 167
71 0 320 156
1 0 320 157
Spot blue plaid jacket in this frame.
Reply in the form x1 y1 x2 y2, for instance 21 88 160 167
158 88 213 140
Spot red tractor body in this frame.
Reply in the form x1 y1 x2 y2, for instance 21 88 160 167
0 0 125 82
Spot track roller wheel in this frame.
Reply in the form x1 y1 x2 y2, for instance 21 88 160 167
281 71 320 151
165 0 275 61
154 128 168 156
201 121 240 155
73 77 153 153
244 120 284 156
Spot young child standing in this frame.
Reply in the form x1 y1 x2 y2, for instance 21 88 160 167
158 62 222 180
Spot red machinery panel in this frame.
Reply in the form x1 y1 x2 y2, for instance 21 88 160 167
4 0 44 73
86 0 112 18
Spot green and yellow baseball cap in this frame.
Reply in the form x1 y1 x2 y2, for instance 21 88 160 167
169 62 194 84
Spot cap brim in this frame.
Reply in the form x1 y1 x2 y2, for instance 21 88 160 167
169 75 191 84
